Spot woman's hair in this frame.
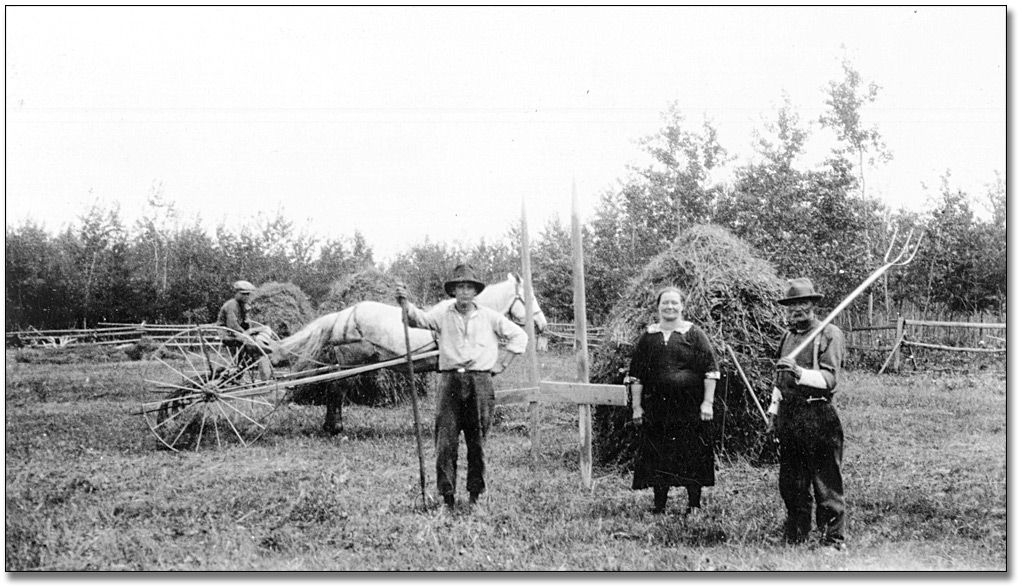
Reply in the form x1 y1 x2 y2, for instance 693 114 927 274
655 286 685 306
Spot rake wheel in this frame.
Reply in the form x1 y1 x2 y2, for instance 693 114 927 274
140 325 283 451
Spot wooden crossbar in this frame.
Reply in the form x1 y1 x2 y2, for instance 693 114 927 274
904 319 1006 329
495 381 627 407
902 340 1006 353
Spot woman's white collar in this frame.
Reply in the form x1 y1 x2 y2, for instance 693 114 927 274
647 321 692 334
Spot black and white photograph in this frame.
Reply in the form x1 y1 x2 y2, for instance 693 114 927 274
5 6 1007 572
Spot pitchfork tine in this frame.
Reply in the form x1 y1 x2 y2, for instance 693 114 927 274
888 227 923 266
883 225 901 263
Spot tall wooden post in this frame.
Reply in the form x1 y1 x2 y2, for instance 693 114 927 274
520 198 541 464
892 316 905 372
571 179 594 489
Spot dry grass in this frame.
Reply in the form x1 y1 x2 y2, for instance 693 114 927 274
4 349 1006 571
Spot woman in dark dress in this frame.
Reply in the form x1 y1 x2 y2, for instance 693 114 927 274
628 286 720 515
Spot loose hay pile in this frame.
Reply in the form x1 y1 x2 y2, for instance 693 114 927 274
591 224 789 467
248 282 315 339
319 268 398 314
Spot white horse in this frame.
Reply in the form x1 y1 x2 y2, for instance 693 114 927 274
270 274 547 434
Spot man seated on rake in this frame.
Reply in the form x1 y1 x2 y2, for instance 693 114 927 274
217 280 273 380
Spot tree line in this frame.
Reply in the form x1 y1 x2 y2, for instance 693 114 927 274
5 60 1006 331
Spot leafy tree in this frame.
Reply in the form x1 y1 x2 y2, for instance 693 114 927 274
132 180 178 294
387 239 461 305
908 175 995 315
164 221 221 322
306 232 375 306
818 56 895 315
819 55 893 200
59 203 128 327
978 173 1007 312
587 104 729 323
715 95 882 308
5 220 72 329
529 216 574 323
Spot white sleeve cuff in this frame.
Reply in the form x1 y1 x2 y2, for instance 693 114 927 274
704 371 721 380
767 387 781 415
797 368 829 389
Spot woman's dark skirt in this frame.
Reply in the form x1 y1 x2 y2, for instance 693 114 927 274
632 419 715 489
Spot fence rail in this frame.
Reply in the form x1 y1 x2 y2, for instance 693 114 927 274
5 323 217 348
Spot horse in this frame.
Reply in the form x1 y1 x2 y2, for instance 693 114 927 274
269 273 547 434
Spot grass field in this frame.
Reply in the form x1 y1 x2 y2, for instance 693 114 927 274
4 347 1006 571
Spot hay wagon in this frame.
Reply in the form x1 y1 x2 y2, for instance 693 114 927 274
138 324 437 452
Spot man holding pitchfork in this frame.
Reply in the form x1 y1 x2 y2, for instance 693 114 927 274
767 278 848 551
396 263 528 511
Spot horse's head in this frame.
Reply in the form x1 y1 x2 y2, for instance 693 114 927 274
505 273 548 333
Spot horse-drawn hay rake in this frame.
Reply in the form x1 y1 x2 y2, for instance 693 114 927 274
138 324 437 451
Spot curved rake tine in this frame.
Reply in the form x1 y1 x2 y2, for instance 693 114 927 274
155 355 204 391
215 400 248 445
197 328 215 380
195 411 208 452
221 393 276 408
217 395 268 429
168 405 202 449
182 347 227 374
143 379 203 396
141 390 204 411
152 402 201 430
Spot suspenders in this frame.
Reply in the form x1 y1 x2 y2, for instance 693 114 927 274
782 328 827 403
781 329 822 368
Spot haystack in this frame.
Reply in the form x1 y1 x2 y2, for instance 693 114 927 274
319 268 398 314
591 224 789 466
247 282 315 338
292 268 433 408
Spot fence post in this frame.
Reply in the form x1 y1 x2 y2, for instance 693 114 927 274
571 179 593 490
520 199 541 465
892 316 905 371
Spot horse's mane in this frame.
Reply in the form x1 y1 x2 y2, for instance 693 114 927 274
274 310 349 370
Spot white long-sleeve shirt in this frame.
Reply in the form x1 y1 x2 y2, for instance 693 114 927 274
405 301 528 371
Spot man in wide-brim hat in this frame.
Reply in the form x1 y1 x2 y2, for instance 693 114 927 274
443 264 487 297
397 263 528 510
767 277 848 551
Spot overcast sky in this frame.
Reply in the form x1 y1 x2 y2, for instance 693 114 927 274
5 6 1006 261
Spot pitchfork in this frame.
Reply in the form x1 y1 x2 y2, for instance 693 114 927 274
749 227 923 427
782 225 924 361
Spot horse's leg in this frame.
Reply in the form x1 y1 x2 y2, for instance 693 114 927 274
322 384 347 435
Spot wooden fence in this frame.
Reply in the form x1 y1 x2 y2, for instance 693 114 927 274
877 317 1007 374
5 322 221 349
542 322 605 348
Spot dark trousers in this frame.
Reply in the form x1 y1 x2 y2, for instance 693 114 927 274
435 371 495 498
221 339 270 380
777 401 846 544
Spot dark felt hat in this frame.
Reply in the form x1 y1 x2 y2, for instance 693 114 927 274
444 264 486 297
777 278 823 306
